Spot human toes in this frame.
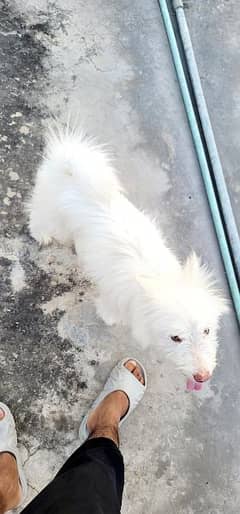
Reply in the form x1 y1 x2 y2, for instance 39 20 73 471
124 360 137 373
0 408 5 421
124 360 145 385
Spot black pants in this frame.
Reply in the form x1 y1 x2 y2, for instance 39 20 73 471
21 438 124 514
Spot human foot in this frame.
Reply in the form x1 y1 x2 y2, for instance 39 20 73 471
86 360 145 445
0 406 22 512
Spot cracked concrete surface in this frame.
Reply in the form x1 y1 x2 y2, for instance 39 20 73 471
0 1 239 512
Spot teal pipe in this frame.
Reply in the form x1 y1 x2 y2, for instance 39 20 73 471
173 0 240 283
157 0 240 323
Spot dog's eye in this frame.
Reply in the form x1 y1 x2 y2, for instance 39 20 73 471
204 328 210 335
171 335 183 343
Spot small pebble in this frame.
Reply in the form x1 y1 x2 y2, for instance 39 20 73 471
9 171 19 181
7 188 16 198
11 112 22 118
19 125 30 135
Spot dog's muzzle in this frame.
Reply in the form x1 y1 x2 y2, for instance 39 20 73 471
193 371 211 383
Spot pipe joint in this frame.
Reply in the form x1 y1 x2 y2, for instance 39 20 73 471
173 0 184 10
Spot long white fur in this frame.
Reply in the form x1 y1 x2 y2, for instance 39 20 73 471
28 128 228 381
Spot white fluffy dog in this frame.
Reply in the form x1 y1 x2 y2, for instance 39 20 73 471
29 128 228 391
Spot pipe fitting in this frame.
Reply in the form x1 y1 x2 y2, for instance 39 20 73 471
173 0 184 9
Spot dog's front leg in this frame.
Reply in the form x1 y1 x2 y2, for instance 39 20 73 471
95 296 118 326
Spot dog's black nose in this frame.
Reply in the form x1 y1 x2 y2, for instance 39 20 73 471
193 371 211 383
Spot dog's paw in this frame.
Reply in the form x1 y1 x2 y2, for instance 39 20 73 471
29 221 54 247
31 232 53 247
38 234 54 247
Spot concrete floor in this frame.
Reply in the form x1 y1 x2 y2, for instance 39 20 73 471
0 0 239 512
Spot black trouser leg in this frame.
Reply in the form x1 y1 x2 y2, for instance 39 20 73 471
21 438 124 514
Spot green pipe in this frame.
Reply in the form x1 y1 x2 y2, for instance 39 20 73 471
173 0 240 283
157 0 240 323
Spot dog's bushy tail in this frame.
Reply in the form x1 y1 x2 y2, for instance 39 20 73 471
44 125 122 204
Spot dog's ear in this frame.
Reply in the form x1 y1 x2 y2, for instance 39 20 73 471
184 252 229 315
184 252 212 287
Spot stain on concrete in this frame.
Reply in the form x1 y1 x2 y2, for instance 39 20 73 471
155 455 170 479
0 0 46 238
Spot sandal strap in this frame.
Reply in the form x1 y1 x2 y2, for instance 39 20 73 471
79 358 147 444
91 358 146 418
0 402 28 505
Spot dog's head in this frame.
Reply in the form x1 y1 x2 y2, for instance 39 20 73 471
138 253 229 391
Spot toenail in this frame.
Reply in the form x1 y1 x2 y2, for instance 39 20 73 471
125 360 136 367
0 408 5 420
124 360 145 385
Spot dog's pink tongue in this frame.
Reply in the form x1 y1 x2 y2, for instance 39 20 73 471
186 378 203 392
194 381 203 391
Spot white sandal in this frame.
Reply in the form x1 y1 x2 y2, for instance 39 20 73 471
0 402 27 509
79 358 147 445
